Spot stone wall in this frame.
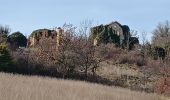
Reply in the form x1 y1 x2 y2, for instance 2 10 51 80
27 28 64 48
90 21 138 49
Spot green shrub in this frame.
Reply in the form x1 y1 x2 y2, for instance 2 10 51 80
8 31 27 48
0 44 12 70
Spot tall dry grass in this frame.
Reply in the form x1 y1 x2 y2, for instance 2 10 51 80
0 72 167 100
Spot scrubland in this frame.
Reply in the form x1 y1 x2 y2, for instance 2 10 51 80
0 72 168 100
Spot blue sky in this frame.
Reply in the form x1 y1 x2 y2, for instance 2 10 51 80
0 0 169 41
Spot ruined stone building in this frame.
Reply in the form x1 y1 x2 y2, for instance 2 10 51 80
27 21 139 50
90 21 139 49
27 27 64 50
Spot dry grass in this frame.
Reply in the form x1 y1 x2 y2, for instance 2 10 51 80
96 62 140 81
0 72 168 100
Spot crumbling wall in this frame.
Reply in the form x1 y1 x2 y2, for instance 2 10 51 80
90 21 126 46
27 28 64 47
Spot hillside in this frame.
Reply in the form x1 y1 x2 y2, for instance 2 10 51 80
0 72 168 100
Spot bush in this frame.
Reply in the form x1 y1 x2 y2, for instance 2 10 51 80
142 55 170 95
118 50 146 66
155 77 170 96
0 25 10 44
0 44 12 70
8 31 27 49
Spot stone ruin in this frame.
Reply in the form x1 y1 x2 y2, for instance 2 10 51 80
27 27 64 48
27 21 139 50
90 21 139 49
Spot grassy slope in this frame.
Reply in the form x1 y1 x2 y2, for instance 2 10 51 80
96 62 140 80
0 72 168 100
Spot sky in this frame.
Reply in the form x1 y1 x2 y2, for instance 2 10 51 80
0 0 169 41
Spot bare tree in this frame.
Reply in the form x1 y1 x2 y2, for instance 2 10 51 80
56 21 102 79
126 30 138 50
149 21 170 94
77 20 101 78
0 25 10 44
79 19 93 36
141 31 148 57
152 20 170 50
141 31 147 46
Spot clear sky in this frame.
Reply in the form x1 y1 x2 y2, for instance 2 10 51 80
0 0 169 40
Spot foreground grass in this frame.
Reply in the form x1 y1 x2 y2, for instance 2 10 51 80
0 72 168 100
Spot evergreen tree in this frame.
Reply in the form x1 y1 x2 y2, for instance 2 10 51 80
8 31 27 48
0 44 12 70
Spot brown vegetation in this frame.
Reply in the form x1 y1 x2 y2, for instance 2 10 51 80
0 72 167 100
1 21 170 97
